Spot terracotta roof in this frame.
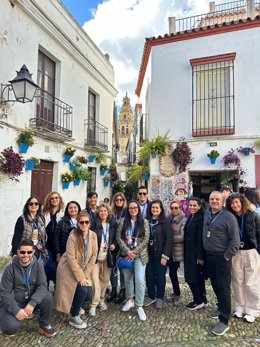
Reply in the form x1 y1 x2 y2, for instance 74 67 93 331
135 16 260 97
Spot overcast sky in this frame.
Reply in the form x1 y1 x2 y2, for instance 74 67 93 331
63 0 232 107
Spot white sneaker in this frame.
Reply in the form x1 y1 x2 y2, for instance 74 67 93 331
99 303 108 311
233 311 243 319
69 316 87 329
137 306 147 321
89 307 96 317
244 314 255 323
122 299 135 312
79 307 85 315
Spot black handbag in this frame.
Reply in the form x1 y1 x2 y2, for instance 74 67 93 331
107 249 116 268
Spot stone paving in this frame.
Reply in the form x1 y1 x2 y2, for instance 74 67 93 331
0 257 259 347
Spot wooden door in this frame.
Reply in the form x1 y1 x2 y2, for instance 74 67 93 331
31 160 53 204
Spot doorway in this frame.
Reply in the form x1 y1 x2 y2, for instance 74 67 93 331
31 160 54 204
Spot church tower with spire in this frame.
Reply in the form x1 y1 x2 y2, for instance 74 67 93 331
119 92 133 153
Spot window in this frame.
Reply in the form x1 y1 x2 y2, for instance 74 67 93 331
87 167 96 195
121 126 125 135
88 90 96 142
191 53 235 136
36 51 56 127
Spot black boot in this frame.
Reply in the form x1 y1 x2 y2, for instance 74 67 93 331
107 287 117 302
114 288 126 304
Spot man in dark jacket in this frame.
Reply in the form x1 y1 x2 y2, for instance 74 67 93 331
137 186 151 219
203 191 240 336
0 239 57 337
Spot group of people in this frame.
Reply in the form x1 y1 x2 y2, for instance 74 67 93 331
0 186 259 338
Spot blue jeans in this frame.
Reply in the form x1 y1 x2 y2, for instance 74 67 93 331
71 285 92 317
122 256 146 306
110 266 125 289
146 256 167 300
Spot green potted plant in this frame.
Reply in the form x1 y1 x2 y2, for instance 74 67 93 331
61 171 73 189
16 128 35 154
25 156 40 171
73 168 92 185
172 141 193 173
207 150 220 164
138 130 171 159
103 174 110 187
94 152 107 164
128 165 150 183
63 146 76 163
0 147 25 182
100 163 108 176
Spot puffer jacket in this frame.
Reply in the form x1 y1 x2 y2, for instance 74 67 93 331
167 212 186 262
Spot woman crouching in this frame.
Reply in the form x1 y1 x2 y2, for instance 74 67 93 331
54 211 98 329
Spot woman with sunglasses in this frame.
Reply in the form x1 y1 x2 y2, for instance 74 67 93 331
167 200 186 304
226 193 260 323
144 200 172 309
11 197 47 261
54 211 98 329
116 200 149 321
107 193 127 303
54 201 81 263
42 192 65 284
89 203 117 317
184 197 207 311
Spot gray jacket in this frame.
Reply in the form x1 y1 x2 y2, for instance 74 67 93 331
203 209 240 259
0 256 48 316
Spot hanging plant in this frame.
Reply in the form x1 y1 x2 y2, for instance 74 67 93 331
128 165 150 183
138 130 171 160
222 149 241 169
0 146 25 181
172 142 193 173
16 128 35 146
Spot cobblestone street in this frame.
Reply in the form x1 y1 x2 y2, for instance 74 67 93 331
0 258 259 347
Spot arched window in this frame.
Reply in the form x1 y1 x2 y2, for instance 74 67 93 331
121 126 125 135
126 126 129 134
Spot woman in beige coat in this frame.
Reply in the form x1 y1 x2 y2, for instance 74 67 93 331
54 210 98 329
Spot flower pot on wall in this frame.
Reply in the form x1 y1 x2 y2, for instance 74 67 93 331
70 163 77 171
100 168 106 176
107 168 112 174
19 143 29 154
244 148 250 156
63 154 72 163
209 157 217 164
103 181 109 187
62 181 70 189
74 179 81 186
143 173 150 180
88 155 95 163
25 160 35 171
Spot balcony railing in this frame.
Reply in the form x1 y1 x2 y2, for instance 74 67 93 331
173 0 260 33
29 89 72 137
84 118 108 151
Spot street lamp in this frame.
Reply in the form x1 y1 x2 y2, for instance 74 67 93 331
0 65 39 104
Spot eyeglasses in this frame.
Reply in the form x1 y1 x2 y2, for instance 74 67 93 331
79 220 90 225
170 207 179 210
19 250 33 255
115 198 123 202
29 202 39 206
138 192 147 196
129 207 138 210
51 196 60 200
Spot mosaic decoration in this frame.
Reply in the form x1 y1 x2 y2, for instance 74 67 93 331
161 179 175 213
150 175 160 200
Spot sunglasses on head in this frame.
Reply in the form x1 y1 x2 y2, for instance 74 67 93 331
79 220 90 225
20 250 33 255
29 202 39 206
138 192 147 196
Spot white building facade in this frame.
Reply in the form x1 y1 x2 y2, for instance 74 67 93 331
136 2 260 208
0 0 117 255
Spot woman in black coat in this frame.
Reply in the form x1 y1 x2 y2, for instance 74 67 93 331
144 200 172 309
184 197 207 310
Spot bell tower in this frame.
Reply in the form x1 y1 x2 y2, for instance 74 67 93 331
119 92 133 152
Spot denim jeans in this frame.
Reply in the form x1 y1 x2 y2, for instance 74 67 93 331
110 266 125 289
146 256 167 300
122 256 146 306
71 285 92 317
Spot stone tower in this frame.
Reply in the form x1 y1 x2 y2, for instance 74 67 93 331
119 92 133 152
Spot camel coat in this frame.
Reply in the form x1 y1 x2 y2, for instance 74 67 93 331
54 229 98 314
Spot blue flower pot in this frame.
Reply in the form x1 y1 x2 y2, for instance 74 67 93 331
62 181 70 189
74 179 81 186
143 173 150 180
25 160 35 171
63 154 72 163
151 153 157 158
19 143 29 154
107 168 112 174
88 155 95 163
103 181 109 187
244 148 250 156
70 163 77 171
210 157 217 164
100 168 105 176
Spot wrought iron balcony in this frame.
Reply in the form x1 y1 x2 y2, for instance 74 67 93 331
84 118 108 151
173 0 260 33
29 89 73 138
